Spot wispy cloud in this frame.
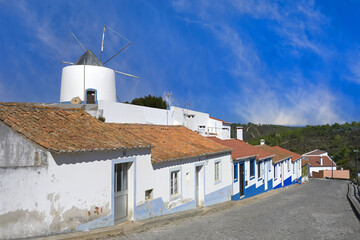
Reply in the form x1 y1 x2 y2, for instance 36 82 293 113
171 0 342 125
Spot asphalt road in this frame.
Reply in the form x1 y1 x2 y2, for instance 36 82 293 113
110 179 360 240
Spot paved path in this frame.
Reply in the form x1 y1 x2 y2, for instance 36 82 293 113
111 179 360 240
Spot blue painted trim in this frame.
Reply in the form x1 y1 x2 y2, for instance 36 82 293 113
204 185 232 207
134 185 231 221
250 159 255 178
283 176 292 186
76 215 113 231
85 88 98 104
233 163 238 183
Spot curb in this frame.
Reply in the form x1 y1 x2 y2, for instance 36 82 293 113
347 182 360 221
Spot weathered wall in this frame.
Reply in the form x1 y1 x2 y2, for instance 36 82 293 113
133 153 232 220
0 144 145 239
0 121 48 167
312 170 350 179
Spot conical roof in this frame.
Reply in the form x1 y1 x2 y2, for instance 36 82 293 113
75 49 104 66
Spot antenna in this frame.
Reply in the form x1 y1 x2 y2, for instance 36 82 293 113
164 91 172 110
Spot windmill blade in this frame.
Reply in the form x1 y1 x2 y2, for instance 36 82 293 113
103 42 132 65
115 70 140 79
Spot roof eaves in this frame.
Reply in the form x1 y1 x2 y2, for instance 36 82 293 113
53 144 153 154
152 149 232 165
258 154 275 160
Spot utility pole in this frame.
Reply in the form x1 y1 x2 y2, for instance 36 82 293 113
354 150 359 186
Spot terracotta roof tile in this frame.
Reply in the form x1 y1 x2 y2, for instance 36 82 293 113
208 137 273 161
272 146 302 162
303 149 326 156
209 116 231 125
303 156 334 167
109 124 232 164
256 145 292 164
0 103 151 152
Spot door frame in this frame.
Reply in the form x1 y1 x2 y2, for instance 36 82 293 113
194 163 205 207
239 162 245 197
111 157 136 224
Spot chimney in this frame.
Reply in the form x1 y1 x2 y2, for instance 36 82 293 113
320 156 323 166
260 139 265 145
236 126 243 141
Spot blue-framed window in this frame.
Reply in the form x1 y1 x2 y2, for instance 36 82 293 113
258 161 262 180
234 163 238 182
250 159 255 178
274 164 277 180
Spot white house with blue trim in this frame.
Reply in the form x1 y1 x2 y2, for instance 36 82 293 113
0 104 233 239
208 137 274 200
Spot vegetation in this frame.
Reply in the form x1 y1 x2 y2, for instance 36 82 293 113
129 95 167 109
230 123 299 140
237 121 360 181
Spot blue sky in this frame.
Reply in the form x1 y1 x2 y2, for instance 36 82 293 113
1 0 360 125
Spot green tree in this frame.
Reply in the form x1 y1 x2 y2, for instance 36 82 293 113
130 95 167 109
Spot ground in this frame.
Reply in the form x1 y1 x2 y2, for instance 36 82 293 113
111 179 360 240
42 179 360 240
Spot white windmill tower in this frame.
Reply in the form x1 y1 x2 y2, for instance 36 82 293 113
59 26 139 104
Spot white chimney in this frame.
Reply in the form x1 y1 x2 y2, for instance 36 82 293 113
236 126 243 141
320 156 323 166
260 139 265 145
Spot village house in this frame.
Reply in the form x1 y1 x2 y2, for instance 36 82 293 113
256 142 294 189
0 103 232 239
302 149 336 177
272 146 302 184
208 137 274 200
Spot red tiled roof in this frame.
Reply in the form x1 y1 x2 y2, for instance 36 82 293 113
110 124 232 164
302 159 309 166
256 145 292 164
209 116 231 125
304 156 335 167
208 137 273 161
303 149 326 156
272 146 302 162
0 103 152 153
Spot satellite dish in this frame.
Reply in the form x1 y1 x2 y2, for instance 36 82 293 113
71 97 82 104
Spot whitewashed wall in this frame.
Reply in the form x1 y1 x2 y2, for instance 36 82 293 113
99 100 172 125
133 153 232 220
309 166 336 176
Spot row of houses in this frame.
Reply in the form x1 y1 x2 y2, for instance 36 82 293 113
0 103 303 239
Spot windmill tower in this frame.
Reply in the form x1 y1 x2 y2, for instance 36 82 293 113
59 26 139 104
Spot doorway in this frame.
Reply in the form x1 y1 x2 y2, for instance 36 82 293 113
86 90 96 104
195 165 204 207
240 163 244 197
114 163 128 223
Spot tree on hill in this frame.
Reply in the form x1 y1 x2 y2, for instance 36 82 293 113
130 95 167 109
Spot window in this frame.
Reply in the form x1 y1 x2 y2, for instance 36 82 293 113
258 162 261 180
250 159 255 178
234 164 238 182
115 163 127 192
145 189 153 201
170 170 180 196
274 164 277 179
215 161 221 182
293 162 295 174
287 159 290 172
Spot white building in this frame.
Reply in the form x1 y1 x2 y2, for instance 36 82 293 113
0 103 232 239
302 149 336 177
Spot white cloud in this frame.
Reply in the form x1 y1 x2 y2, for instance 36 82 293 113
171 0 342 125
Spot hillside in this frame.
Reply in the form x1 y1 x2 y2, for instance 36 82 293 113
242 122 360 180
231 123 300 140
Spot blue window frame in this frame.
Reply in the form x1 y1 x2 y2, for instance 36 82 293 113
234 163 238 182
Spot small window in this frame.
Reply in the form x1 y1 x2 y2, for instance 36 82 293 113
250 159 255 178
170 170 180 196
145 189 153 201
234 164 238 182
293 162 295 174
215 161 221 182
287 159 290 172
274 165 277 179
258 162 261 179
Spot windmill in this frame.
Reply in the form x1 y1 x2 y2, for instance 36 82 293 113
59 26 139 104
